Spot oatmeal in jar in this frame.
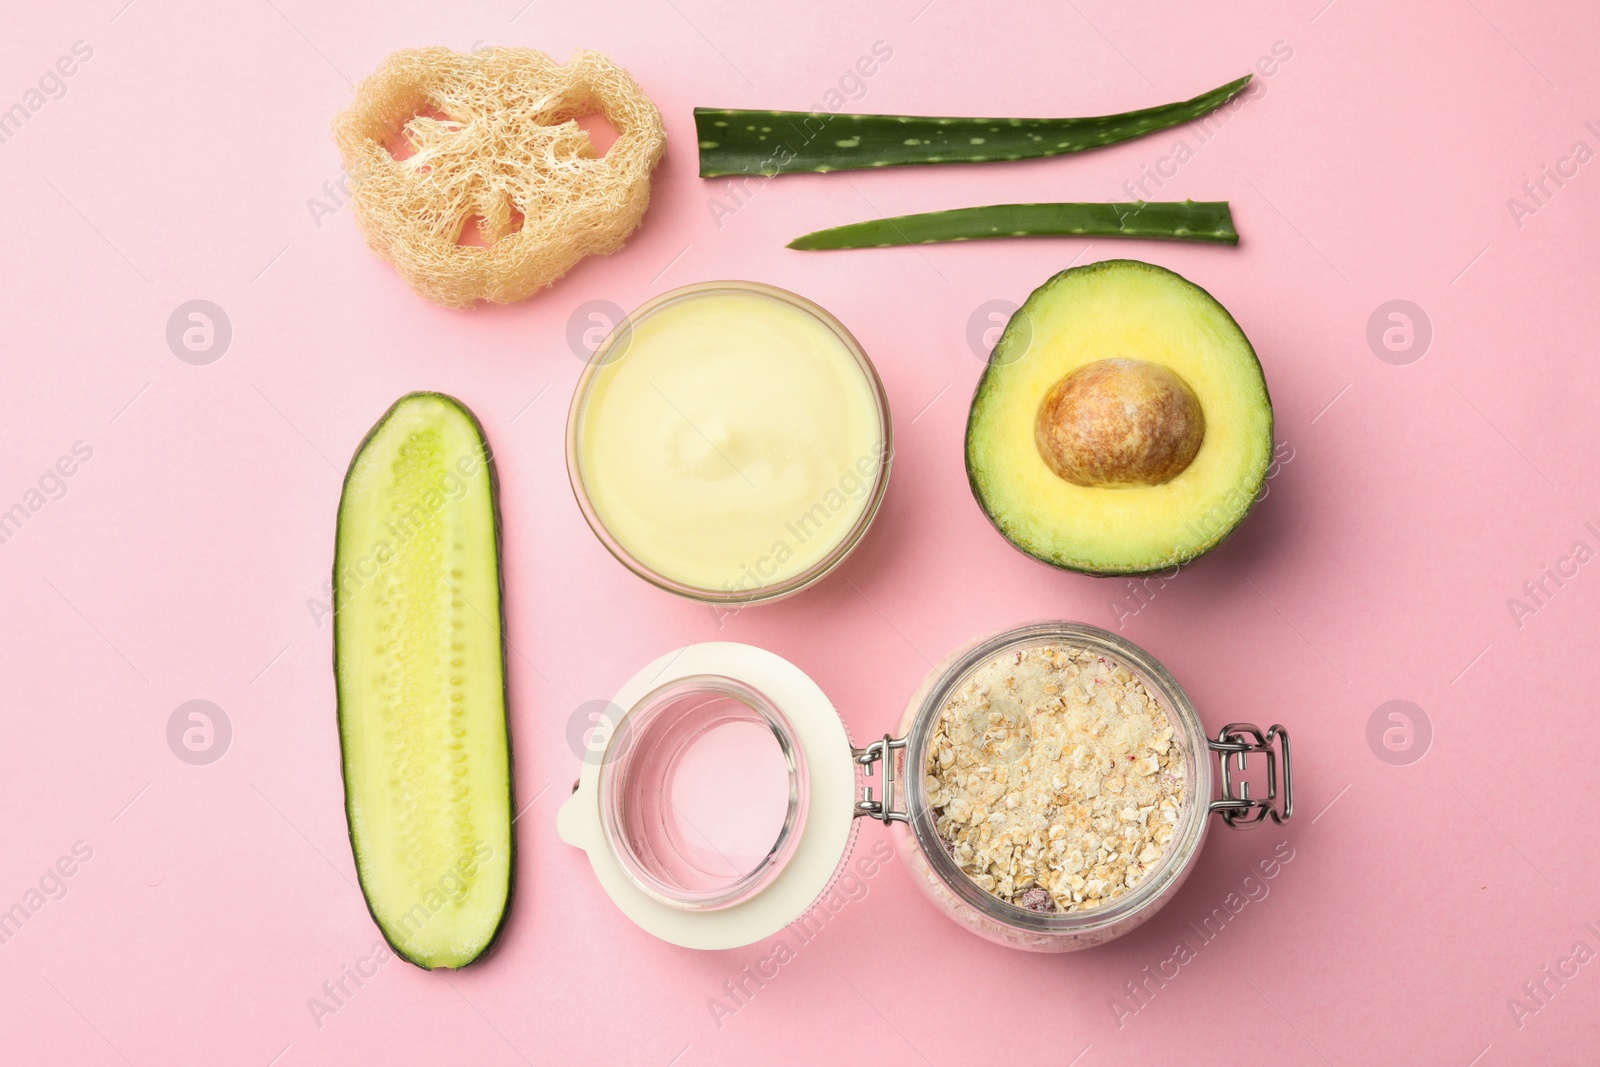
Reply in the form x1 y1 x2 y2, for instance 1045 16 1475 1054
924 642 1184 913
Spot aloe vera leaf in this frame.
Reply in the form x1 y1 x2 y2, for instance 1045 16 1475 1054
695 75 1251 178
787 201 1238 250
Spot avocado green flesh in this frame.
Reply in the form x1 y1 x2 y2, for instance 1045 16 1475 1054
334 392 513 969
965 259 1273 575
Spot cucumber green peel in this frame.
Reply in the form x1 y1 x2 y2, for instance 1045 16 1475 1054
788 201 1238 250
334 392 514 970
696 75 1251 177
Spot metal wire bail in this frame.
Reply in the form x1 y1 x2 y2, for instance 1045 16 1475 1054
1208 723 1293 828
853 734 910 823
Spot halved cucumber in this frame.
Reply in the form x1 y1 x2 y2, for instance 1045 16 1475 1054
334 392 514 969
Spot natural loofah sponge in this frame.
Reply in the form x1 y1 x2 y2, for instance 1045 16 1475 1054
333 47 665 308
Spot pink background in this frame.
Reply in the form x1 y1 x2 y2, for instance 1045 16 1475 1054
3 0 1598 1063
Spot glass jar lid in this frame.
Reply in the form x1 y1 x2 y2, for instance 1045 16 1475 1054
558 643 858 950
597 674 810 910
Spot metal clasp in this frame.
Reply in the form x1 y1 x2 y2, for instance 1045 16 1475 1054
853 734 910 823
1207 723 1292 829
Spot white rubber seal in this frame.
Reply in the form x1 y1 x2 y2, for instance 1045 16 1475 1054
557 642 857 950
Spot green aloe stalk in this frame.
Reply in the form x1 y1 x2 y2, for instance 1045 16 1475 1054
696 75 1251 177
787 201 1238 250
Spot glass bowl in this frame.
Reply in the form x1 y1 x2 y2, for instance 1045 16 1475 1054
565 280 892 605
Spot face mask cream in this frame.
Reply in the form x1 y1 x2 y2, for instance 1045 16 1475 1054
568 282 891 602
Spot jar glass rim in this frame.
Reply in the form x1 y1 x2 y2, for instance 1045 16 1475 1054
565 280 894 605
598 673 811 911
902 621 1213 935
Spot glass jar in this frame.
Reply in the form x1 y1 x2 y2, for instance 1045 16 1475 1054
879 621 1290 951
558 622 1290 952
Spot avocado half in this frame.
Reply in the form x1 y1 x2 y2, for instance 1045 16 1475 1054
965 259 1273 576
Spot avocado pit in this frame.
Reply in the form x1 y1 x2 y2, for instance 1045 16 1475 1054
1033 358 1205 488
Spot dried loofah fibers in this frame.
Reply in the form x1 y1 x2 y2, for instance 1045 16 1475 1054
333 48 665 308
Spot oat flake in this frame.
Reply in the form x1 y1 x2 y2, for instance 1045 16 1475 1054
926 642 1184 914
